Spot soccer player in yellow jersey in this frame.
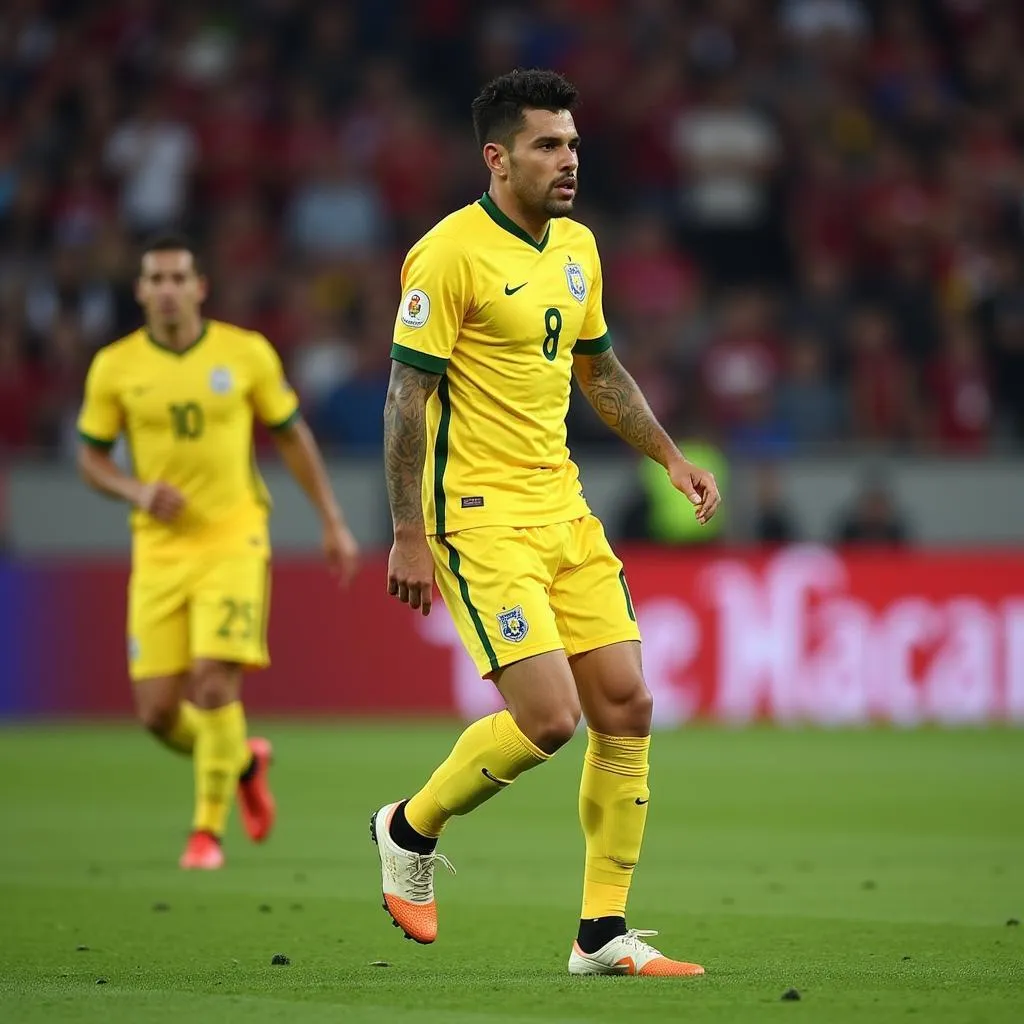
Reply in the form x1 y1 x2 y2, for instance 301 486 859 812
77 233 359 870
371 70 721 975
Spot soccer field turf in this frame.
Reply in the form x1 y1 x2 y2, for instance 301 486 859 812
1 724 1021 1023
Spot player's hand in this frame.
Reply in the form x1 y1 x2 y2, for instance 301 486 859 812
387 535 435 616
136 481 185 523
668 458 721 526
323 518 360 586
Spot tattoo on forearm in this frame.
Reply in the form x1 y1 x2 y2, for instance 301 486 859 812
383 362 442 529
578 350 675 464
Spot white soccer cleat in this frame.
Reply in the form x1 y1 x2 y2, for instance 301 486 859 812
369 801 455 944
568 928 705 977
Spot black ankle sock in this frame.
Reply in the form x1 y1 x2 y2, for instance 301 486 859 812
238 756 257 783
388 800 437 855
577 916 628 954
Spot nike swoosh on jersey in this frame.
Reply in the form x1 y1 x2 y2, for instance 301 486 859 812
634 797 649 805
504 282 528 295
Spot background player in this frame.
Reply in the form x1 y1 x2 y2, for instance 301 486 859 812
77 233 359 870
373 70 720 975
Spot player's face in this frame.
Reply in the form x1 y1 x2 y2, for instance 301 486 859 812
507 108 579 219
136 250 207 327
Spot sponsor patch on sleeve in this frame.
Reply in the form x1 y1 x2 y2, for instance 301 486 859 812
400 289 431 328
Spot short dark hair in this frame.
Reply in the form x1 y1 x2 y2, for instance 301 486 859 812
471 68 578 150
139 231 201 272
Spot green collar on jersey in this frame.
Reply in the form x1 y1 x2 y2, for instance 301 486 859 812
478 192 551 252
145 320 209 356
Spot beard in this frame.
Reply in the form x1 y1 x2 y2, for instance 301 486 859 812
510 163 577 219
542 193 575 218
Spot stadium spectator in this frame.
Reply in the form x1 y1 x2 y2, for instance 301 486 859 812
750 463 800 545
285 150 385 260
104 90 197 235
835 475 910 545
776 329 846 447
672 73 782 286
925 319 993 453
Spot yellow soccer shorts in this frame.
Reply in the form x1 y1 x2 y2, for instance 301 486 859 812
127 555 272 680
429 515 641 678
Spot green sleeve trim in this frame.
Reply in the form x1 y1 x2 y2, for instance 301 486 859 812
77 429 116 451
267 407 301 432
573 332 612 356
391 343 448 375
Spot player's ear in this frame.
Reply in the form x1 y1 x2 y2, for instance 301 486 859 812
482 141 508 179
196 275 209 303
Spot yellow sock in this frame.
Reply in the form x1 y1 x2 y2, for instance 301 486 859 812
159 701 201 755
405 710 548 838
193 701 249 837
579 729 651 919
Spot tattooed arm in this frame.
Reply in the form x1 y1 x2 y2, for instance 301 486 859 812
383 360 443 613
573 348 679 467
573 348 722 523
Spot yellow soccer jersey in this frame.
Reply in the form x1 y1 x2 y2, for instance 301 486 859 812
77 319 299 561
391 193 611 535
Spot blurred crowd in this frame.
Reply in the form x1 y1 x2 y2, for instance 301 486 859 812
2 0 1024 461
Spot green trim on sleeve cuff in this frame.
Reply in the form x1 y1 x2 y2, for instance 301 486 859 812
267 408 301 432
573 332 613 355
391 343 448 375
77 429 116 451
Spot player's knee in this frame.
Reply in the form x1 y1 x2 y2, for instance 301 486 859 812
191 661 241 709
626 684 654 734
139 701 179 738
526 706 581 754
597 681 653 737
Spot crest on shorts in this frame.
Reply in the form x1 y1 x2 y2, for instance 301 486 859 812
400 288 430 328
564 261 587 304
209 366 233 394
496 605 529 644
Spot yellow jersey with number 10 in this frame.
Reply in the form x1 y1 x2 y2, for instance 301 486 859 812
391 193 611 536
77 319 300 563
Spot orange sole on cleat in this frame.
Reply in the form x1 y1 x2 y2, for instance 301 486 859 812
636 958 705 977
370 810 436 945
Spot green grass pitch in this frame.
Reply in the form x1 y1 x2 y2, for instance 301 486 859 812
1 722 1022 1023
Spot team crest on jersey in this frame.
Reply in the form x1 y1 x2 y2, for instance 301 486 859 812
400 288 431 328
127 636 140 662
496 605 529 644
564 262 587 304
209 366 233 394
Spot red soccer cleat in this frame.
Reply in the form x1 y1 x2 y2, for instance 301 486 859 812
179 830 225 870
238 737 276 843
